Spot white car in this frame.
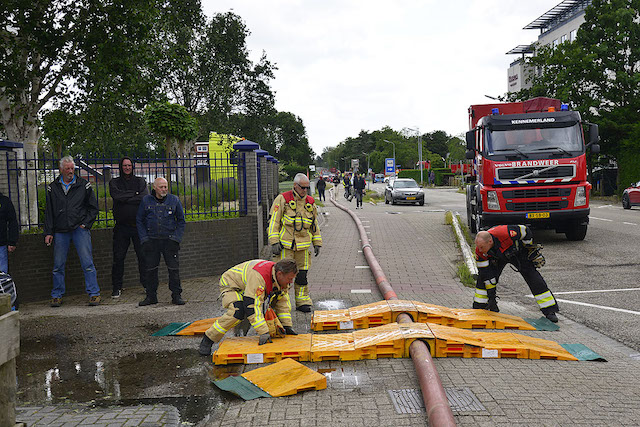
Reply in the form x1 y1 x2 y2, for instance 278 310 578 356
384 178 424 206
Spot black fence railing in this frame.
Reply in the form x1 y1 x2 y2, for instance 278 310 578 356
6 152 247 230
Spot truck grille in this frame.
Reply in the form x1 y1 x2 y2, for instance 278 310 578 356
505 201 569 211
497 165 575 180
502 188 571 199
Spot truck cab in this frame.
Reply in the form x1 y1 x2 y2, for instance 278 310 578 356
465 98 599 241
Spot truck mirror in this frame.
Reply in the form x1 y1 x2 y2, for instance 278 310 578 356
465 150 475 160
590 143 600 154
589 123 599 144
465 130 475 150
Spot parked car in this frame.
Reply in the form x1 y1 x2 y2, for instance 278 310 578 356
384 178 424 205
374 173 385 183
622 181 640 209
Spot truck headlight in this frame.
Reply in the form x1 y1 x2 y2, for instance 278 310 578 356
575 186 587 207
487 191 499 210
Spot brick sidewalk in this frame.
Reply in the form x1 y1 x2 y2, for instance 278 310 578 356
15 188 640 426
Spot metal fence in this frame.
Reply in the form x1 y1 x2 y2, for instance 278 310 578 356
5 152 246 230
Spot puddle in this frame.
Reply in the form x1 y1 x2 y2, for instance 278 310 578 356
315 299 349 311
16 336 241 424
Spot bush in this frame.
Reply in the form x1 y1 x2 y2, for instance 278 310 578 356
281 162 307 180
217 177 237 201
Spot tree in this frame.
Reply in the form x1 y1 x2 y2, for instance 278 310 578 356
144 101 198 185
41 110 77 158
267 112 314 166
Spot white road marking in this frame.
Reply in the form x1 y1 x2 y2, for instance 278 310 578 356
597 204 614 208
590 216 613 222
623 222 637 226
551 287 640 295
355 266 370 269
554 299 640 316
351 289 372 294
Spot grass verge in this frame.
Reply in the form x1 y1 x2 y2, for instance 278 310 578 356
445 211 476 288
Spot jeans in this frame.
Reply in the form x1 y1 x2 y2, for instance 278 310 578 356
355 190 363 207
143 238 182 298
112 224 146 291
0 245 7 273
318 189 325 201
52 227 100 298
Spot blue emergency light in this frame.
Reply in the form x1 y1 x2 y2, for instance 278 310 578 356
491 108 499 115
561 103 569 111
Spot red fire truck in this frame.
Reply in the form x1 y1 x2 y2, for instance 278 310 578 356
465 97 600 241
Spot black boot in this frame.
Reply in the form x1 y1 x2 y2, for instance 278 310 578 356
544 312 559 323
139 296 158 306
199 335 215 356
487 297 500 313
172 295 185 305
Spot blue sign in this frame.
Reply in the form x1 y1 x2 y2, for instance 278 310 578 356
385 158 395 175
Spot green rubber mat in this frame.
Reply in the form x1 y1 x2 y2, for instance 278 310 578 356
214 376 271 400
524 317 560 331
561 344 607 362
152 322 191 336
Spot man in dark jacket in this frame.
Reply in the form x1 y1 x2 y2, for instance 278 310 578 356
353 173 366 209
109 157 149 298
44 156 101 307
316 176 326 201
0 191 19 274
136 177 186 306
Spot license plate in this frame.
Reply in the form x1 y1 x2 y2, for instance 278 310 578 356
406 197 416 200
526 212 550 219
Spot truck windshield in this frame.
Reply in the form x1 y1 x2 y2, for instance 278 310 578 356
485 124 583 156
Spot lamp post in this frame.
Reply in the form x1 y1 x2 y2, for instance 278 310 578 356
407 127 423 184
362 151 371 189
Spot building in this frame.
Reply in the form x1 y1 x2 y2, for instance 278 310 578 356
507 0 592 93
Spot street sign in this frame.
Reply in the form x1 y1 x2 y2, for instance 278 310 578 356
309 165 316 171
385 158 395 175
351 159 359 170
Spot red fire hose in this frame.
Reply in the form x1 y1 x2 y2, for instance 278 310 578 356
330 190 456 426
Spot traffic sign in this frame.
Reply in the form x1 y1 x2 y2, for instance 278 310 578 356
385 158 395 175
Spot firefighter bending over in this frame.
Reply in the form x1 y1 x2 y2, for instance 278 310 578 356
198 259 298 356
473 225 559 323
268 173 322 312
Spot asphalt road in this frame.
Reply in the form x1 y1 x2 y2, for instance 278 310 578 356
380 185 640 353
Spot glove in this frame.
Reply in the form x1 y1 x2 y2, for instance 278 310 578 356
258 333 273 345
284 326 298 335
314 246 320 257
272 242 283 256
527 244 546 268
265 308 286 338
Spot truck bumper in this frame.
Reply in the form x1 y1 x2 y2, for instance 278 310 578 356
482 208 590 226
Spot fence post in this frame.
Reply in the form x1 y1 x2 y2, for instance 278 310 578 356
265 155 275 211
233 140 262 258
0 294 19 426
273 159 280 196
256 150 269 246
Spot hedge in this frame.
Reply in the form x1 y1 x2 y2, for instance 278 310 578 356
398 168 454 185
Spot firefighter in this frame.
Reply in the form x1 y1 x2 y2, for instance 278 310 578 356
268 173 322 312
198 258 298 356
472 225 559 323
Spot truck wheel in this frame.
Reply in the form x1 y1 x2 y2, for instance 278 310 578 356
623 194 631 209
565 223 587 241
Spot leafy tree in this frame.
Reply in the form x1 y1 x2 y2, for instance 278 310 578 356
41 109 77 158
267 111 314 166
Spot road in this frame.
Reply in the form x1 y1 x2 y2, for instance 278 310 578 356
368 183 640 352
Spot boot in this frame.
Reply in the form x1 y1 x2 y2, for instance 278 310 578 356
296 305 312 313
199 335 215 356
487 296 499 313
139 296 158 306
172 295 185 305
544 312 559 323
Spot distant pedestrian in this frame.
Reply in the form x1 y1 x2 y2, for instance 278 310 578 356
316 176 326 201
109 157 149 298
44 156 101 307
136 177 186 306
429 170 435 186
353 173 366 209
0 191 18 274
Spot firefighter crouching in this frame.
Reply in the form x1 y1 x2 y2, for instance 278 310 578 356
198 259 298 356
473 225 560 323
268 173 322 313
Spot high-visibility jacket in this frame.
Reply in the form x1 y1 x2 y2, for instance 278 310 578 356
268 190 322 251
219 259 292 335
475 224 533 286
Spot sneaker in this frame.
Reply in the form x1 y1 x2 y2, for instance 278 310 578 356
111 289 121 299
88 295 101 306
139 297 158 306
296 305 312 313
172 296 185 305
50 298 62 308
545 312 559 323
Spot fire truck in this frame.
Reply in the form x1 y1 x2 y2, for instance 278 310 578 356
465 97 600 241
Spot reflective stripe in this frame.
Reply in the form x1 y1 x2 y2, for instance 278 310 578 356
477 260 489 268
241 261 250 285
474 288 488 303
252 319 266 328
277 313 292 320
518 225 527 237
213 320 228 335
484 279 496 290
535 291 556 308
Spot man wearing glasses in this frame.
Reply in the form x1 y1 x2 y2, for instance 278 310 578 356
268 173 322 312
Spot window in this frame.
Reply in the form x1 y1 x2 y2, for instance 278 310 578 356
552 39 559 48
560 34 567 44
570 29 577 41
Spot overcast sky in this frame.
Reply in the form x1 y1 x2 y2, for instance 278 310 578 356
201 0 561 156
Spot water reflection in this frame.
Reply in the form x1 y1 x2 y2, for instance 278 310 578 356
315 299 349 311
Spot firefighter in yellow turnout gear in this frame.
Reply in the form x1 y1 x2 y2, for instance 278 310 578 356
198 259 299 356
268 173 322 313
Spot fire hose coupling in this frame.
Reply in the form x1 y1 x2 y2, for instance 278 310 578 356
362 243 372 250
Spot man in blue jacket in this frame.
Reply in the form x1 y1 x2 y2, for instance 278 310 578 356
136 177 186 306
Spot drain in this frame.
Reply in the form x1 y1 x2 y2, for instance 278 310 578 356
388 388 486 414
630 353 640 360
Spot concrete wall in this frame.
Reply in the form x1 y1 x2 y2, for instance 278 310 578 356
9 217 256 303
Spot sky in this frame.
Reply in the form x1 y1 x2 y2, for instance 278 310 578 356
201 0 561 157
